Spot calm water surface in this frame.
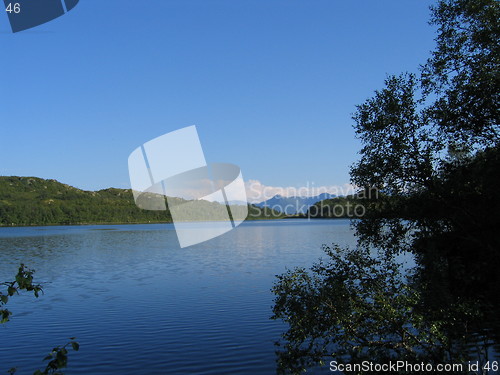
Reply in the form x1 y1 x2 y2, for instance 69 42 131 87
0 219 356 374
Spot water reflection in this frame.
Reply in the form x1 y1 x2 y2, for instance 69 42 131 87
0 220 354 375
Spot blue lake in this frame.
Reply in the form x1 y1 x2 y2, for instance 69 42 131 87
0 219 356 374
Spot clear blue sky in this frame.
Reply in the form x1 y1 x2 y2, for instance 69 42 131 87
0 0 436 192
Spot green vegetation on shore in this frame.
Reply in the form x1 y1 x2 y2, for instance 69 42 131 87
302 192 374 219
0 176 282 226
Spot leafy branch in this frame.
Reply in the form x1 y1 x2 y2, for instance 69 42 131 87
2 264 80 375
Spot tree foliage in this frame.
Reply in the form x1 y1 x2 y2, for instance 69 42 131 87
272 0 499 373
423 0 499 148
350 0 500 290
1 264 42 323
272 246 481 374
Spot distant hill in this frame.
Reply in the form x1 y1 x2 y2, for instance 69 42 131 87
304 188 387 218
255 193 337 214
0 176 282 226
305 196 365 218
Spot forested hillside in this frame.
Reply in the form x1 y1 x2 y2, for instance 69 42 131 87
0 176 278 226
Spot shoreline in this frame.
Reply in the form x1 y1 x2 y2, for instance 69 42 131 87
0 216 351 229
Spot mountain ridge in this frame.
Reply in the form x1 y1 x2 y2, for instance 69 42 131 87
255 193 338 214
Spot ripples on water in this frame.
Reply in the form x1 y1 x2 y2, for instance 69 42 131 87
0 220 356 374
